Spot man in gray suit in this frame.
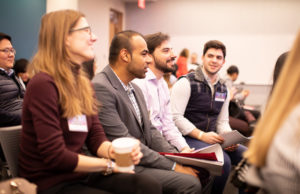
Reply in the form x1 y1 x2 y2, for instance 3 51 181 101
92 31 202 194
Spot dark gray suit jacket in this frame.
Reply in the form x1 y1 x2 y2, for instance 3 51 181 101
92 65 177 171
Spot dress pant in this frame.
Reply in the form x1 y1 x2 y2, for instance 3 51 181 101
39 172 162 194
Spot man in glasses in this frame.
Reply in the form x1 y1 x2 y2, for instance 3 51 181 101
0 32 24 127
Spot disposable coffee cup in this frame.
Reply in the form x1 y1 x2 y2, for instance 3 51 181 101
112 137 138 172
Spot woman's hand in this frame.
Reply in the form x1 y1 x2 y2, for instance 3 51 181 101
181 146 195 153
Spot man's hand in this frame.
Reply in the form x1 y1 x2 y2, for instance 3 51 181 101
110 140 143 165
131 140 143 165
181 146 195 153
174 163 199 179
224 144 238 152
201 132 224 144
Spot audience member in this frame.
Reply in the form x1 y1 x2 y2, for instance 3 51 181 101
0 32 24 127
224 65 256 136
133 32 193 153
225 65 249 103
92 30 202 194
176 48 189 78
170 40 247 194
188 52 200 73
14 58 29 88
230 51 290 193
271 51 289 93
163 72 177 89
245 32 300 194
18 10 161 194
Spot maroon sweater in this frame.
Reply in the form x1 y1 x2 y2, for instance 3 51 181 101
18 72 108 191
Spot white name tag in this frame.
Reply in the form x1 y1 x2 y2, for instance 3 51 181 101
215 92 226 102
68 115 88 132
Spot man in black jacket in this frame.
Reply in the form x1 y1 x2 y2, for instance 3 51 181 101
0 32 24 127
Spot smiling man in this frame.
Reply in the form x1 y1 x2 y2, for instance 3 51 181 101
0 32 24 127
170 40 247 194
133 32 193 153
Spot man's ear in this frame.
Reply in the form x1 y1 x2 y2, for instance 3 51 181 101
120 49 131 63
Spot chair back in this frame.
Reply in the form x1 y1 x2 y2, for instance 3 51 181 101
0 125 22 177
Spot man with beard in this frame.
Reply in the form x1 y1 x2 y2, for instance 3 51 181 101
92 31 202 194
170 40 247 194
133 32 193 153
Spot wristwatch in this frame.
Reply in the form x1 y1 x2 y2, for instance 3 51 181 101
103 159 115 176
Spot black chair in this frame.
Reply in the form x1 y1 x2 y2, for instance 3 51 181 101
0 125 22 178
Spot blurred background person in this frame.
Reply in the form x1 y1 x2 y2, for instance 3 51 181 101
14 58 29 89
188 52 200 73
176 48 189 78
271 51 289 94
225 65 259 136
163 72 177 90
0 32 24 127
245 32 300 194
225 65 249 104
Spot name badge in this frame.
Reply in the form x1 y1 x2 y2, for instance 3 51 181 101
68 115 88 132
215 92 226 102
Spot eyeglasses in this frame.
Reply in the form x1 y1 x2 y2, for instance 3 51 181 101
70 26 92 36
0 48 16 55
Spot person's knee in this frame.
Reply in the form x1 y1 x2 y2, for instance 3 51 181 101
223 153 232 176
133 174 162 194
175 175 202 194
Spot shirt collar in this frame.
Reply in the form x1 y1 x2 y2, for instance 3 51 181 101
110 66 135 93
0 68 14 76
146 68 166 86
145 68 157 81
201 65 220 85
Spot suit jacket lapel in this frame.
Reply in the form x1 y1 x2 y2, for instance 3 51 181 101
103 66 143 128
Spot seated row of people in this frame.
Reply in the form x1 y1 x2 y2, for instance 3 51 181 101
16 10 162 194
132 34 246 194
5 8 297 194
1 9 246 194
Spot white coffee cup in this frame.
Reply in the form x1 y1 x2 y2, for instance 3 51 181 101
112 137 138 172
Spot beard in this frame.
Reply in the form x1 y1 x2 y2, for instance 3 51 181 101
153 56 176 73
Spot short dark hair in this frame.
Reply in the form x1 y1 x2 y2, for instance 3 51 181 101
203 40 226 58
0 32 11 42
109 30 144 65
227 65 239 75
145 32 169 54
14 58 29 75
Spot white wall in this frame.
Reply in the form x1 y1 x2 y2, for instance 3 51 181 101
79 0 126 72
125 0 300 84
47 0 78 13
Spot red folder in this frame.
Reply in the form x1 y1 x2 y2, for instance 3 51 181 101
159 152 217 161
159 144 224 176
